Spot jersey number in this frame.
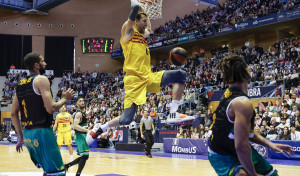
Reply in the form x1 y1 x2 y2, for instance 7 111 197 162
22 100 28 118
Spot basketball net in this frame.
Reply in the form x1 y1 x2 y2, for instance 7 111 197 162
138 0 163 19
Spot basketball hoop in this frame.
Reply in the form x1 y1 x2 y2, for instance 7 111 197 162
137 0 163 19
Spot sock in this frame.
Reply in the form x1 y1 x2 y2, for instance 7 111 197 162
101 122 110 132
170 100 180 113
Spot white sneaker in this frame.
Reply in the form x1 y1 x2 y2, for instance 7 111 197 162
166 112 195 125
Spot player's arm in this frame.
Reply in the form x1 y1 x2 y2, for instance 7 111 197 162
73 112 88 133
53 115 58 132
250 129 294 156
151 120 155 135
140 119 144 138
121 0 141 42
232 98 257 176
35 76 74 114
11 93 23 152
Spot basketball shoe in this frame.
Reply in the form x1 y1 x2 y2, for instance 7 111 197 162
86 123 103 145
166 112 195 125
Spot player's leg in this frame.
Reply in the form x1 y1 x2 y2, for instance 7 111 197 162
57 132 63 150
37 128 65 175
86 103 137 145
64 131 73 155
159 70 195 125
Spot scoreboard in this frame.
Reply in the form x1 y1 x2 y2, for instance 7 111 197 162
81 37 114 53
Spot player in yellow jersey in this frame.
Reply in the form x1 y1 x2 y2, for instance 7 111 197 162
86 0 195 145
53 104 74 157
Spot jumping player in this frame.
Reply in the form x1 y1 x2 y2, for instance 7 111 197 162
87 0 195 143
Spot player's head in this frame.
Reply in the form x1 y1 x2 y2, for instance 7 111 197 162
217 54 250 84
60 104 67 113
135 12 148 34
76 96 85 109
24 52 46 75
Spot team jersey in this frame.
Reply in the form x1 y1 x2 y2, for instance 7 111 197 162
56 112 72 133
120 28 151 77
74 109 87 134
16 74 52 129
209 86 255 156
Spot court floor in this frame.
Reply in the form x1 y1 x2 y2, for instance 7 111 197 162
0 144 300 176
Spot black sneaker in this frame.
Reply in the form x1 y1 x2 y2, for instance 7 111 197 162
148 154 152 158
64 164 70 171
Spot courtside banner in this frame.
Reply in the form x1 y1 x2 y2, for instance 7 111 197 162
268 140 300 160
218 25 235 35
163 138 208 155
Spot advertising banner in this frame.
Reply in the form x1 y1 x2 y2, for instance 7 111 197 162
208 86 280 101
178 33 197 43
218 25 235 35
164 138 209 155
111 49 123 58
163 38 178 46
148 40 163 49
278 8 300 21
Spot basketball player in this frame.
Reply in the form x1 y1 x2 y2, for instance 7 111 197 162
53 104 74 158
11 52 74 176
208 54 293 176
88 0 194 142
64 96 89 176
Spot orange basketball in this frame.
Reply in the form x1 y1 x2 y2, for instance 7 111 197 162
169 47 187 66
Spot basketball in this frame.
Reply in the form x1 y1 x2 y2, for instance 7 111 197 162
169 47 187 66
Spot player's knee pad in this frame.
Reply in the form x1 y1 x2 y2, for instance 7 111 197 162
119 104 136 125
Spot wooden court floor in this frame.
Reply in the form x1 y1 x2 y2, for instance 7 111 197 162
0 144 300 176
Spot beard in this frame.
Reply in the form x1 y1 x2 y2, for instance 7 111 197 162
39 64 46 75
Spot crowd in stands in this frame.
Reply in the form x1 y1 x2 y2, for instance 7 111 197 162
1 70 53 104
147 0 300 43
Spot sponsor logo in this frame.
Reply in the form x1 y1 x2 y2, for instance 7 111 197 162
253 20 258 25
252 143 267 156
171 138 197 154
172 138 179 145
292 147 300 152
247 88 261 97
218 27 233 33
171 146 197 154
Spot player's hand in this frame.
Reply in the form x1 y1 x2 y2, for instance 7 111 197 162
269 143 294 156
16 137 23 153
141 134 144 139
62 88 75 100
152 130 155 135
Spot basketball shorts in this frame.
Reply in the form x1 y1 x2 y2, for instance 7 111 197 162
208 146 277 176
23 128 65 175
124 71 165 109
57 131 72 145
74 132 89 156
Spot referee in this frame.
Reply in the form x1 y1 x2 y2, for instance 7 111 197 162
140 110 155 158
